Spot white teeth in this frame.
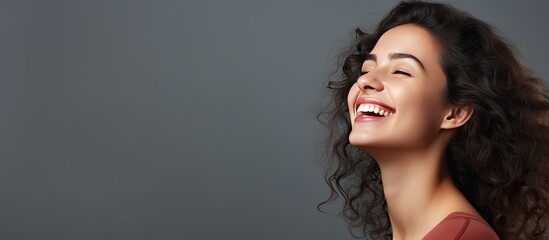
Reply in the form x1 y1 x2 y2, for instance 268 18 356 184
357 104 395 116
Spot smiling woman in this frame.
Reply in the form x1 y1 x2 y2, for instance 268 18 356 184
349 24 452 152
318 1 549 240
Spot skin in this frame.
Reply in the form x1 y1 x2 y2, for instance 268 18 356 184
347 24 478 240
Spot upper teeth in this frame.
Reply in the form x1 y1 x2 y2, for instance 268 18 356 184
357 104 393 117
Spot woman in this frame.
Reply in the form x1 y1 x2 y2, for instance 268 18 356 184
318 1 549 239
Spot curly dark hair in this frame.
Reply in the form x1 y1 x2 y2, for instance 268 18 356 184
317 1 549 239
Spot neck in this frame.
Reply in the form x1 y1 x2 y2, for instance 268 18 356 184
366 143 476 240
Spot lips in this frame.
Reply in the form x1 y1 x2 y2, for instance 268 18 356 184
355 98 396 118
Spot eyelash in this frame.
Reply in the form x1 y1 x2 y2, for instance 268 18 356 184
360 70 412 77
393 70 411 77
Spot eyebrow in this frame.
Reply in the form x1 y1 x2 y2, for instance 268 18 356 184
365 53 425 70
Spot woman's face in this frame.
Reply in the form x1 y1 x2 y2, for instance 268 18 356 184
348 24 449 150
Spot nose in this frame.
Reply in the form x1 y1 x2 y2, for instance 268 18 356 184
356 73 384 92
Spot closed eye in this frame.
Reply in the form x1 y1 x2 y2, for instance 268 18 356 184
360 70 369 75
393 70 411 77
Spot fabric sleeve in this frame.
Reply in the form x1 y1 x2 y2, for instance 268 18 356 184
422 216 499 240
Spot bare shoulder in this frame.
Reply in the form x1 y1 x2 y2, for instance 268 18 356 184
422 212 500 240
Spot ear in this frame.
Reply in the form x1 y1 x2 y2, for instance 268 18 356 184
440 105 474 130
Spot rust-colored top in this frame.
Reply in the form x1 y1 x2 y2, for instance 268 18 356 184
422 212 500 240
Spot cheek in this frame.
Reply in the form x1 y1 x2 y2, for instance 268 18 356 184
347 84 360 120
393 85 447 140
393 80 446 114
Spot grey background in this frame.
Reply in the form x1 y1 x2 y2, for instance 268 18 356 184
0 0 547 239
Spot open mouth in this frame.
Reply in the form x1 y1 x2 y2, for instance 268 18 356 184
356 104 395 117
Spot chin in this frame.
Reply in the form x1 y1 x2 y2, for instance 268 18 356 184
349 132 400 152
349 132 377 148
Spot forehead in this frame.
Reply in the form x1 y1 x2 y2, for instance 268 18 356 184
370 24 442 66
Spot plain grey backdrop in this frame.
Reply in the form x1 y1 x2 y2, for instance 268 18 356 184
1 0 547 239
